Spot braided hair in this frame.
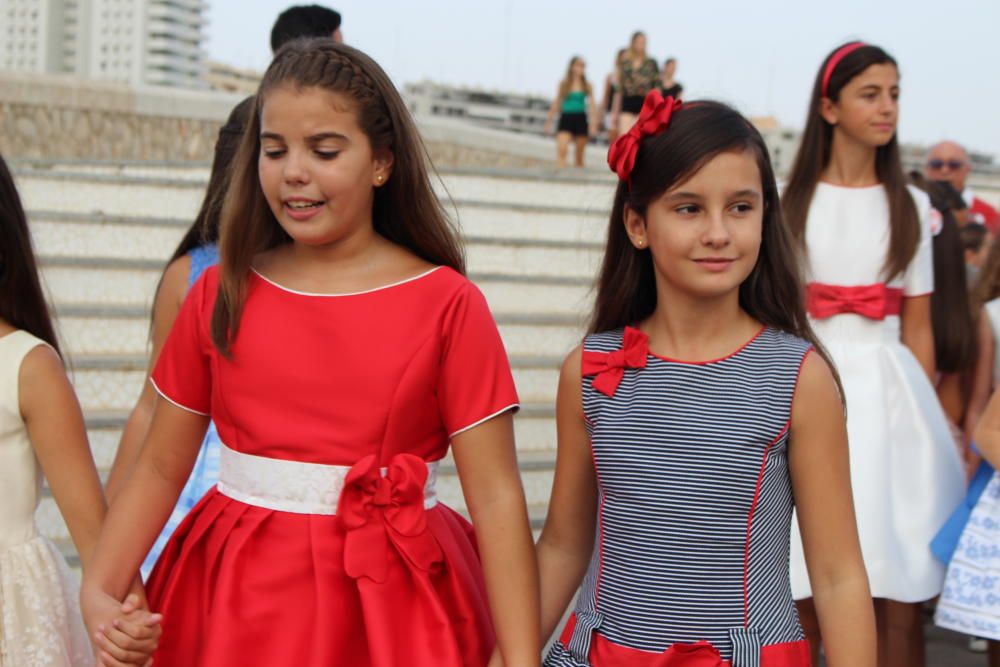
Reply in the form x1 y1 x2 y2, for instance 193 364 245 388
212 39 463 355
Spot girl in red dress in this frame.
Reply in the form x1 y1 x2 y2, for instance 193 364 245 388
81 39 540 667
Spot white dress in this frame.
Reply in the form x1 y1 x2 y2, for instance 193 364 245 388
0 330 93 666
788 183 965 602
934 298 1000 638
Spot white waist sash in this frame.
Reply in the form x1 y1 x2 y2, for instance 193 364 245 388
216 442 439 515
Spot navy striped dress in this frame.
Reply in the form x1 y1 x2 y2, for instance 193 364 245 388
545 326 813 667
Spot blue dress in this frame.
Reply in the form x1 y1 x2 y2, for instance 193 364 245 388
141 244 221 579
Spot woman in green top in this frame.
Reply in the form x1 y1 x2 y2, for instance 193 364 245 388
544 56 596 168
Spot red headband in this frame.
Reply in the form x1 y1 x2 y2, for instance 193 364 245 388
608 90 683 183
821 42 866 97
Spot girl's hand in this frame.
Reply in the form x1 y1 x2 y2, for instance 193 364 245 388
543 120 553 136
83 588 162 666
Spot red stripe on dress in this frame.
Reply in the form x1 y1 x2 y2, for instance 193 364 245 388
743 420 790 628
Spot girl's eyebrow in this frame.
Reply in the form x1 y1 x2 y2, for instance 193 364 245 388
664 189 761 201
259 131 349 142
306 132 349 142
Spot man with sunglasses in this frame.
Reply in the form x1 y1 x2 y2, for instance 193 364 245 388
924 140 1000 233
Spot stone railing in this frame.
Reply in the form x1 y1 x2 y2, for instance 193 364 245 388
0 71 562 169
0 71 242 162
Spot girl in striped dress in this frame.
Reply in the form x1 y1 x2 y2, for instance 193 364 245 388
536 93 876 666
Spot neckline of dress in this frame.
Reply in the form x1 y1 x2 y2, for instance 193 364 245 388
644 324 768 366
251 266 443 297
817 180 883 191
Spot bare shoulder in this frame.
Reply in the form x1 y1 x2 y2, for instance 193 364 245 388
561 344 583 382
791 349 844 427
18 343 67 413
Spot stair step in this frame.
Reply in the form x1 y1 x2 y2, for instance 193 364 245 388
33 232 602 279
14 167 617 217
28 204 610 245
54 309 582 359
41 267 593 317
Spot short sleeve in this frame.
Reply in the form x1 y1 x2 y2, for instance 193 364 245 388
438 282 519 438
902 186 934 297
150 271 213 416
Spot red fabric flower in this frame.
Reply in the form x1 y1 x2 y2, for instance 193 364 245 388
607 90 683 182
656 640 727 666
339 453 443 583
581 326 649 397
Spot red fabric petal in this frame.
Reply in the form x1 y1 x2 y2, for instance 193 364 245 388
339 453 443 583
607 91 683 181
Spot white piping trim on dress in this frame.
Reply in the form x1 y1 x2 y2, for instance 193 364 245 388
149 377 211 417
449 403 520 438
251 266 443 297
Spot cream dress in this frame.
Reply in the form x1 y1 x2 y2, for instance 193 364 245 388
788 183 965 602
0 330 93 666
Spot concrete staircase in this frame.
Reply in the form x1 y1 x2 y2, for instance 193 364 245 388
12 159 617 565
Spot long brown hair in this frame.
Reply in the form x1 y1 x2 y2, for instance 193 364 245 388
909 173 977 372
557 56 591 101
167 97 253 267
0 153 61 356
212 39 464 355
782 42 918 280
590 101 838 388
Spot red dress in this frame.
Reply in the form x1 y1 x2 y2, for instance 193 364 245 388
146 265 519 667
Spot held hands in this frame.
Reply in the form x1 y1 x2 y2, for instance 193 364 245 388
82 587 162 667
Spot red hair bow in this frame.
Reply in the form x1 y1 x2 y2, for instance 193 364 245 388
607 90 683 182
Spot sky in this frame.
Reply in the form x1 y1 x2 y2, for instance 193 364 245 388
207 0 1000 156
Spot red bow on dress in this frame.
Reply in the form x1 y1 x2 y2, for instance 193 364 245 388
607 90 683 182
581 326 649 397
339 453 443 583
806 282 903 321
656 641 727 666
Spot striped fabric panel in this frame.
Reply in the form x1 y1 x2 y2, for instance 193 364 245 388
564 327 810 660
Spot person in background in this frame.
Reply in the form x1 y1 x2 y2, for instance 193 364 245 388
271 4 343 48
0 153 160 666
599 49 626 144
104 99 253 581
782 41 964 667
910 173 978 459
612 31 659 135
925 140 1000 234
937 384 1000 666
544 56 597 168
659 57 683 99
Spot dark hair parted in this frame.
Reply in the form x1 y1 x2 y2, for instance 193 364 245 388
211 39 464 355
909 173 977 373
270 4 342 53
590 101 838 388
0 154 60 356
783 43 918 281
165 97 253 267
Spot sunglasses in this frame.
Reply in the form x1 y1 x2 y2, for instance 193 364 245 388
927 159 967 171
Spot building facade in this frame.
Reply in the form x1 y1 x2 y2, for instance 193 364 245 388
1 0 208 89
405 80 550 136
